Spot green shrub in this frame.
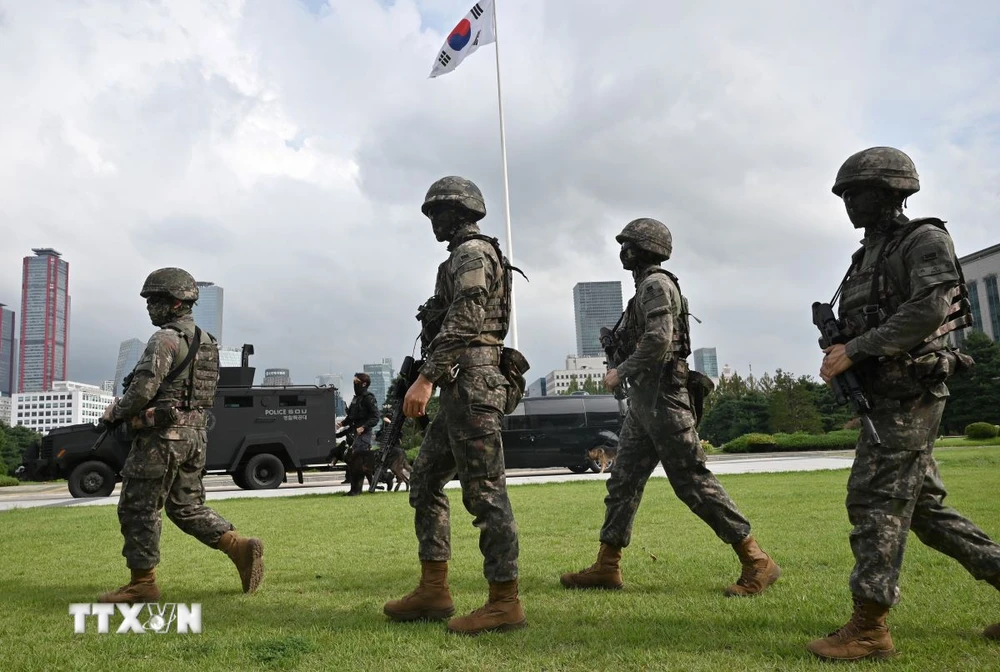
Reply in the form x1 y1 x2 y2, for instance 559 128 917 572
965 422 999 440
722 429 860 453
0 475 19 487
723 433 777 453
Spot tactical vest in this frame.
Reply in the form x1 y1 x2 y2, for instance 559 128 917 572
616 268 692 362
151 321 220 411
835 217 973 355
417 233 526 353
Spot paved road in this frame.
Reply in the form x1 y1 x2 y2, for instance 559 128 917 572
0 451 854 512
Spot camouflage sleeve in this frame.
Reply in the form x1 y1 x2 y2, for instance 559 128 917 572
845 228 959 361
616 279 674 379
420 245 495 385
110 330 181 420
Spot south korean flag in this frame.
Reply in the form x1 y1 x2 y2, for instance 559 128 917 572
429 0 496 78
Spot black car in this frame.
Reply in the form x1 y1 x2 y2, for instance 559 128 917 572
502 394 623 472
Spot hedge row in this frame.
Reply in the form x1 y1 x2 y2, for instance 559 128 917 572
965 423 1000 440
722 429 860 454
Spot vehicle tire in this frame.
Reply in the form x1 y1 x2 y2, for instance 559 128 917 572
568 464 589 474
231 470 250 490
588 458 614 473
68 460 117 498
241 453 285 490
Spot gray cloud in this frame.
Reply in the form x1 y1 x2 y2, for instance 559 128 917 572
0 0 998 401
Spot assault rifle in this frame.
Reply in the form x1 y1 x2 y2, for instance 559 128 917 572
599 326 629 418
812 301 881 445
369 356 430 492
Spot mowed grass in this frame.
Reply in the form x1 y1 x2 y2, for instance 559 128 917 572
0 448 998 671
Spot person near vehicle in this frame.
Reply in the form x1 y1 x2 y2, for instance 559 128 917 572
808 147 1000 660
559 218 781 599
340 373 380 495
98 267 263 603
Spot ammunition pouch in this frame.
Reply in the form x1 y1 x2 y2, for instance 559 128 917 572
867 347 975 400
685 369 715 427
499 347 530 415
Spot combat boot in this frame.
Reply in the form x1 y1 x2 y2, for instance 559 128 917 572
98 568 161 603
724 535 781 597
383 560 455 622
806 597 896 661
447 579 526 636
559 543 624 590
217 530 264 594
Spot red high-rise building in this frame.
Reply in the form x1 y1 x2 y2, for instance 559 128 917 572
18 248 70 393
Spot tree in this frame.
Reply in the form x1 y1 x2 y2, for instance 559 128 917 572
767 370 824 434
563 375 580 395
581 377 599 394
699 391 771 446
0 422 42 477
941 330 1000 434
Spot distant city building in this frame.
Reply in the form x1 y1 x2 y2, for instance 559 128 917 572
0 303 14 396
316 374 345 415
693 347 719 378
721 364 733 379
951 242 1000 347
262 368 292 386
0 395 11 425
526 377 547 397
113 338 145 395
192 281 224 342
19 248 71 392
544 355 609 396
100 380 114 394
218 346 242 368
364 359 395 408
573 281 623 357
11 381 114 435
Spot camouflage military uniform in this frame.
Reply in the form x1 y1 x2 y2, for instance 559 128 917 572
808 147 999 660
837 217 1000 606
410 222 518 582
601 265 751 548
111 312 234 569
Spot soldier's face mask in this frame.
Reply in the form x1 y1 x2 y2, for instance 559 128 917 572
353 378 366 395
146 296 175 326
619 241 640 271
842 187 895 229
427 204 464 242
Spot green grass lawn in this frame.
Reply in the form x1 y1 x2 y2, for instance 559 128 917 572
1 449 998 671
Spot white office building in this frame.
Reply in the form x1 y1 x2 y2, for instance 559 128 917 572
11 381 114 435
544 355 609 395
0 395 11 425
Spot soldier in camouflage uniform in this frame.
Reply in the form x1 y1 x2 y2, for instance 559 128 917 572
560 218 781 598
383 176 527 635
98 268 264 603
807 147 1000 660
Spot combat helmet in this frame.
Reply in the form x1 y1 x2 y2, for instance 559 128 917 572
421 176 487 220
832 146 920 197
140 267 199 302
616 218 672 261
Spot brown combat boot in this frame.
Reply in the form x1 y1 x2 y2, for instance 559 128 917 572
724 535 781 597
217 530 264 594
98 568 161 603
383 560 455 622
560 543 624 590
807 597 896 661
447 579 527 636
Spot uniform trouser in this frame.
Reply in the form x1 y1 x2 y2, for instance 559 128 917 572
847 392 1000 606
408 365 519 582
348 429 374 492
118 427 234 569
600 381 751 549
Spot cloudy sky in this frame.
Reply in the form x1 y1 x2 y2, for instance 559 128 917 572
1 0 998 399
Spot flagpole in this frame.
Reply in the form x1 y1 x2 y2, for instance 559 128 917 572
491 0 518 350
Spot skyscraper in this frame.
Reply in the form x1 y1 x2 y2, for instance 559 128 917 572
193 281 224 342
262 368 292 386
316 374 345 415
0 303 14 396
114 338 145 395
573 281 623 357
693 347 719 378
364 358 395 409
18 248 70 392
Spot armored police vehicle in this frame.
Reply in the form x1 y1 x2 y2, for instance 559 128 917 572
20 345 341 498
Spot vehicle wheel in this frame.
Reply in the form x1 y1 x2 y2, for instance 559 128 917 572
568 464 589 474
588 458 614 473
231 470 250 490
241 453 285 490
68 460 117 498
